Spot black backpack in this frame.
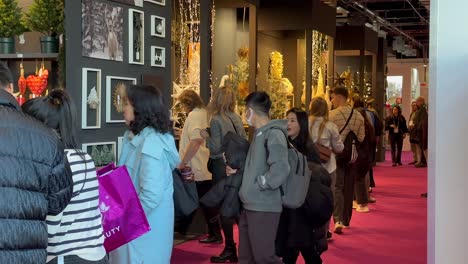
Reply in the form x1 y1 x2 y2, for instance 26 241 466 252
336 109 359 165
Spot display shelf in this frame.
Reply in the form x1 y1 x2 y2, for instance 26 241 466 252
0 53 59 60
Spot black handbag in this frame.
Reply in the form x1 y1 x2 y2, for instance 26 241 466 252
207 158 214 173
173 168 199 217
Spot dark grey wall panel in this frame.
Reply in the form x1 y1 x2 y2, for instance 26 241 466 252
65 0 171 147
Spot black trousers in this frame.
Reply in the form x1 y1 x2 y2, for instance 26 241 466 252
369 140 377 187
282 248 322 264
389 134 404 164
333 162 355 226
354 168 369 205
211 157 235 244
369 166 376 188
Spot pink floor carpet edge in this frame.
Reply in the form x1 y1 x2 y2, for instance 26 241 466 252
172 152 427 264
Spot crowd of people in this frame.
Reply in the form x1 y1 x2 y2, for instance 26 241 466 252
0 60 429 264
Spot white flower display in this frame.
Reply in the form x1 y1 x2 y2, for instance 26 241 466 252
87 87 99 110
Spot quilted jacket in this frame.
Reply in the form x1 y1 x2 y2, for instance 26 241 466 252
0 90 73 264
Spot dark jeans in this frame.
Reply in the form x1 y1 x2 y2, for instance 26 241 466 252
211 157 235 244
282 248 322 264
47 255 108 264
239 210 283 264
334 162 355 226
389 134 404 164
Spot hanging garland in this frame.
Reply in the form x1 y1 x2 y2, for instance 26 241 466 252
312 31 328 87
171 0 201 127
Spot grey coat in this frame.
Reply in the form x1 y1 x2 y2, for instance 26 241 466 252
206 112 246 159
239 120 290 213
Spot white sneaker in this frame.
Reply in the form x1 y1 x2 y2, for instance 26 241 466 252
356 205 370 213
334 222 344 234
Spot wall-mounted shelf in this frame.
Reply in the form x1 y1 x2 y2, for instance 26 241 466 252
0 53 59 60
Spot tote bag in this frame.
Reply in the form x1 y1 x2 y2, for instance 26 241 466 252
97 163 151 252
173 168 199 217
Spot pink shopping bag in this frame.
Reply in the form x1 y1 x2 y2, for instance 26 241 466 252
97 164 151 252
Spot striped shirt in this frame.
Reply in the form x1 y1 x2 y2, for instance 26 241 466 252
46 149 106 262
330 106 366 142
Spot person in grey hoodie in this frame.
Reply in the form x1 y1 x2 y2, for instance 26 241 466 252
238 91 290 264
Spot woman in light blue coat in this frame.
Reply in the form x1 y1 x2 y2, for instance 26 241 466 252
110 85 180 264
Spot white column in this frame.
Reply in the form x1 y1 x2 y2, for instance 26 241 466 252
428 1 468 264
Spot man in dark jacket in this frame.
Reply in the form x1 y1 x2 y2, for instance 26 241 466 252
0 63 73 264
414 96 428 168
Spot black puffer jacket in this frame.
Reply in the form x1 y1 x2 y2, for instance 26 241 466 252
276 137 329 257
0 90 73 264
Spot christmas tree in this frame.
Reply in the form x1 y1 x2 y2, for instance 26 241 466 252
24 0 64 36
0 0 26 38
87 87 99 109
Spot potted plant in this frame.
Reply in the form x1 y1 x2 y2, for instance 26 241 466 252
24 0 64 53
0 0 27 54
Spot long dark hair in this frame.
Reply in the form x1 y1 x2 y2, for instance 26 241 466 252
22 89 79 149
23 89 88 196
126 84 171 135
287 107 322 164
286 107 309 153
392 105 402 116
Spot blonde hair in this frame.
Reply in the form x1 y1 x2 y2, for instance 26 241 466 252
207 86 236 119
309 96 329 139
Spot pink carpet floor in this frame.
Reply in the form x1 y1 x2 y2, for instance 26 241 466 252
172 152 427 264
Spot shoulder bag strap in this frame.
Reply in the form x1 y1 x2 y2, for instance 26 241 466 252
227 114 240 135
339 108 354 135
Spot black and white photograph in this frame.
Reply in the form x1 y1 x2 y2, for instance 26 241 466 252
82 68 102 129
110 0 143 7
82 0 124 61
145 0 165 6
82 142 116 167
106 76 137 123
151 46 166 67
129 9 145 65
151 15 165 38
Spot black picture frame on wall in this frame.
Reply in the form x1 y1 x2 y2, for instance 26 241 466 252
106 76 137 123
129 9 145 65
151 46 165 67
144 0 165 6
82 142 117 167
82 68 102 129
82 0 124 61
151 15 165 38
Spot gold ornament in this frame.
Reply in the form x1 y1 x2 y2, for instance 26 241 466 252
269 51 283 80
113 82 127 113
